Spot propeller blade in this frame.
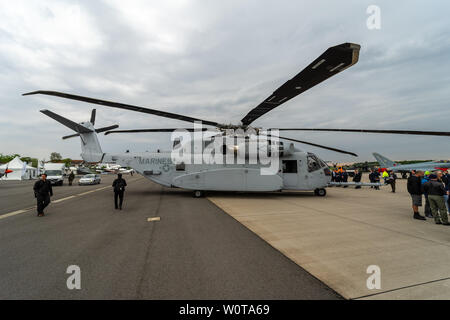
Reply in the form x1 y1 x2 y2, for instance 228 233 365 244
62 133 80 140
274 128 450 137
241 43 360 126
262 134 358 157
104 128 210 135
40 109 93 133
62 125 120 139
24 91 220 127
90 109 96 125
95 124 119 133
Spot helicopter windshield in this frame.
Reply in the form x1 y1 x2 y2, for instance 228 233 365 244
307 153 324 172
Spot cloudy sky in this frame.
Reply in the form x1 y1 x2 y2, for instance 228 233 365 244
1 0 449 162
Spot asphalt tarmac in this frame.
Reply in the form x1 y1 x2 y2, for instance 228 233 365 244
0 175 340 299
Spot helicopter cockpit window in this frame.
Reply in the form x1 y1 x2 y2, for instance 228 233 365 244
173 138 181 149
282 160 297 173
307 154 322 172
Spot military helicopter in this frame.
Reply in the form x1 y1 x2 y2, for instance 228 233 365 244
25 42 450 197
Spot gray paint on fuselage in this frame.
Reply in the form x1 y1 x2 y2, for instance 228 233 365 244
102 150 330 191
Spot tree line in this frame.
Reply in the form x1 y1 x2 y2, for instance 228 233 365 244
0 152 73 168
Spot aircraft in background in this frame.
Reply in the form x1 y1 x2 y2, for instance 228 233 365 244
373 152 450 178
0 161 13 178
0 167 13 178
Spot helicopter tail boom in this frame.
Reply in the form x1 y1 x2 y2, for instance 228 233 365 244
40 109 110 163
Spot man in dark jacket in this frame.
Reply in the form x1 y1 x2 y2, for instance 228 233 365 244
342 169 349 188
369 169 375 188
373 170 380 190
423 174 449 225
68 171 75 186
421 172 432 217
407 170 426 220
441 170 450 213
33 173 53 217
353 169 362 189
112 173 127 210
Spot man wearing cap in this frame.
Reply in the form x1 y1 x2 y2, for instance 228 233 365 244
423 174 449 225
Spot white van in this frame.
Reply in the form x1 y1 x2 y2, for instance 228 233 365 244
43 163 66 186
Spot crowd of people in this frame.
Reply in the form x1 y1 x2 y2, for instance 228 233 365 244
331 167 450 225
407 170 450 224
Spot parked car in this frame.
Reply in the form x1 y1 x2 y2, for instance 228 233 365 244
78 174 101 185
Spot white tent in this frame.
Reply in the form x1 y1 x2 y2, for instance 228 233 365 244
0 156 38 180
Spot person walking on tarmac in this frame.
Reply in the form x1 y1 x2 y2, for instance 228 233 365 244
387 171 398 193
112 173 127 210
407 170 426 221
68 171 75 186
423 174 450 225
33 173 53 217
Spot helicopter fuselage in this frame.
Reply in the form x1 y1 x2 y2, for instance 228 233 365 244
102 149 331 193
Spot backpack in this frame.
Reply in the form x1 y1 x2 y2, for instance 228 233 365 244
114 179 125 192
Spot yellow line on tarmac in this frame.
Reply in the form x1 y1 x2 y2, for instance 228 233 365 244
147 217 161 222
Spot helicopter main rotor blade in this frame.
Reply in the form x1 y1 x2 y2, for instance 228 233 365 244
262 134 358 157
274 128 450 137
104 128 211 135
241 43 360 126
23 91 220 127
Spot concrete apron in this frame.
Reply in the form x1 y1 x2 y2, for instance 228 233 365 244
208 179 450 299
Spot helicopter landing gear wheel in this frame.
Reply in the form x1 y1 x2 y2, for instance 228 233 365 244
314 188 326 197
193 190 204 198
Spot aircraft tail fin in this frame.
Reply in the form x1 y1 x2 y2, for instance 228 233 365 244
372 152 396 168
40 109 118 163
